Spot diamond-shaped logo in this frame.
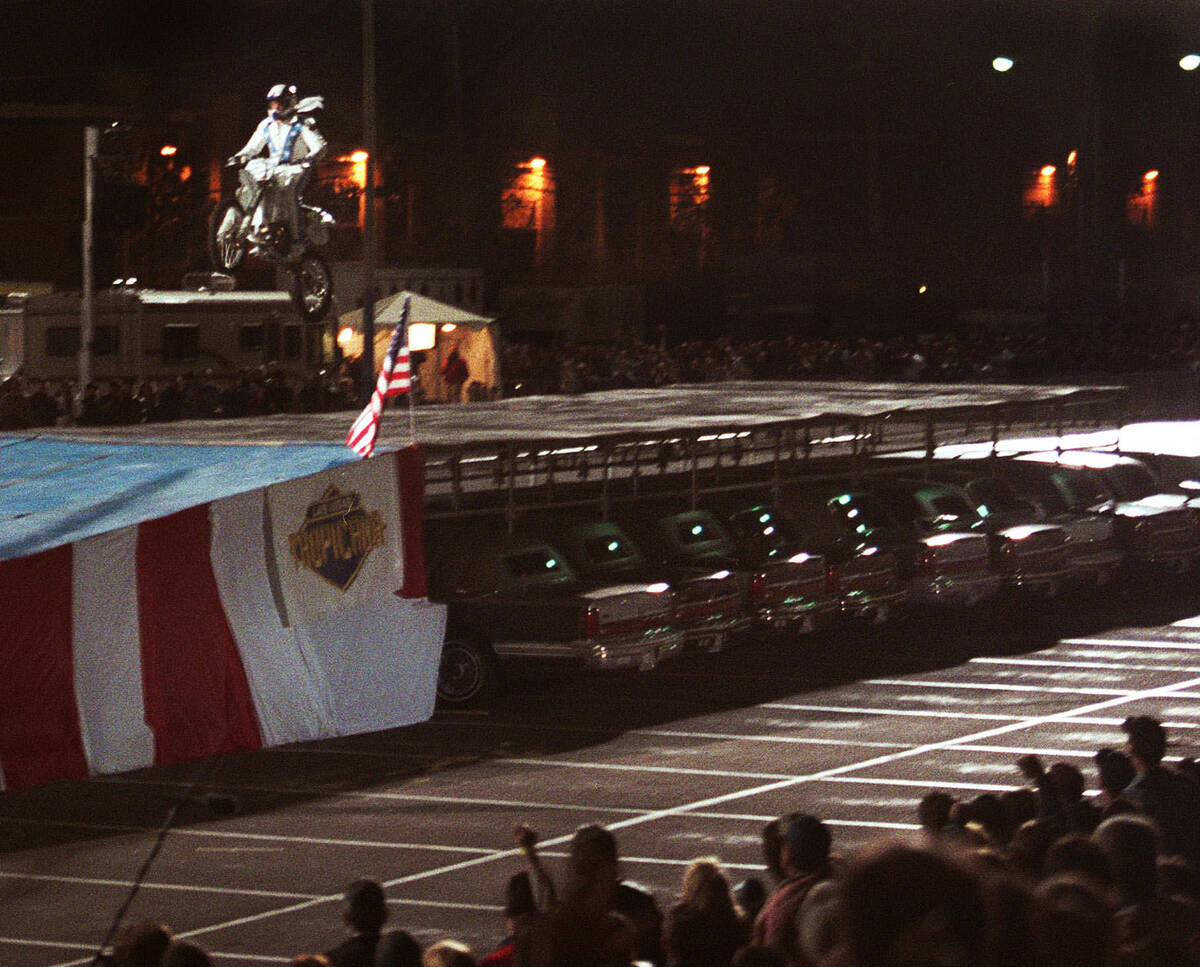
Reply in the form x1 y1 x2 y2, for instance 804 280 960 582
288 485 386 591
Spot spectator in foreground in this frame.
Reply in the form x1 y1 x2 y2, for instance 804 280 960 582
374 930 422 967
662 856 749 967
478 871 550 967
326 879 389 967
514 822 642 966
915 791 954 843
1094 747 1137 818
1030 873 1117 967
422 940 476 967
111 922 173 967
160 941 213 967
830 842 988 967
1120 714 1200 869
749 813 832 963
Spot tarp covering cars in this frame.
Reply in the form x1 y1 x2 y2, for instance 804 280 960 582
0 441 444 791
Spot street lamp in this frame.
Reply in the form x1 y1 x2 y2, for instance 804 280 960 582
1180 54 1200 72
992 56 1015 73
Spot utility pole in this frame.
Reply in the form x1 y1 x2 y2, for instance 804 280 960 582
360 0 377 402
79 124 99 415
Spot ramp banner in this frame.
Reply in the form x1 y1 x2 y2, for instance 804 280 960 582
267 456 405 627
0 450 443 793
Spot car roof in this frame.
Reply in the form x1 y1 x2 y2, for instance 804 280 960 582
1013 450 1148 470
1119 421 1200 458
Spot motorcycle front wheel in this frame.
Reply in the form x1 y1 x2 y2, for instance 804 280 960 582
207 200 247 273
290 253 333 322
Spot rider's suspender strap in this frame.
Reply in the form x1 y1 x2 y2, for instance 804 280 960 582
281 121 303 163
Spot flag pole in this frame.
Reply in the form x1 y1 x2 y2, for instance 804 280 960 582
406 383 417 445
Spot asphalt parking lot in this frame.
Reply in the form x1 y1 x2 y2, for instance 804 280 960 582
6 588 1200 967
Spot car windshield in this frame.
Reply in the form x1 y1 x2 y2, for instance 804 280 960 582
505 547 571 579
728 506 800 560
672 515 729 547
1052 468 1110 509
1104 463 1162 501
917 490 980 527
1149 454 1200 490
582 534 639 566
964 478 1027 514
828 493 894 536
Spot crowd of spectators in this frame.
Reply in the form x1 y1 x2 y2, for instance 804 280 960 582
5 315 1200 430
0 364 362 431
499 321 1200 398
105 713 1200 967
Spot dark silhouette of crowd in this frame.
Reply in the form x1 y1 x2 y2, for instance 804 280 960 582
6 315 1200 431
0 364 362 431
103 713 1200 967
502 321 1200 397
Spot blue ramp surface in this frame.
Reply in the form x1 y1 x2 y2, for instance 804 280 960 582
0 436 359 562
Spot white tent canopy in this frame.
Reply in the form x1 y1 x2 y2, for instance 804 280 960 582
338 290 499 402
338 290 495 331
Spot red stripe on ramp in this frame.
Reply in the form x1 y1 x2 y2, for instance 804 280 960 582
137 506 262 765
0 546 88 789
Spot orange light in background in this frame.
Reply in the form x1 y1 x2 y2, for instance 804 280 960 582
1067 150 1078 168
502 157 556 243
1024 164 1057 211
337 327 355 348
336 151 369 191
159 145 178 157
671 166 712 223
1128 170 1159 228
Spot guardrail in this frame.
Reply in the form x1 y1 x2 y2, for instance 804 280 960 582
424 390 1128 528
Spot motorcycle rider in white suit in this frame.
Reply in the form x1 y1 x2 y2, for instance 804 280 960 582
229 83 327 257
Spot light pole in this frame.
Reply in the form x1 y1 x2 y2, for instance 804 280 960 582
79 124 99 416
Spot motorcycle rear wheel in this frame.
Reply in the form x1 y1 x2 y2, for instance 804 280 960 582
207 200 247 273
290 253 333 322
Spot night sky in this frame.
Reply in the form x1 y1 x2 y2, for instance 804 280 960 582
4 0 1199 153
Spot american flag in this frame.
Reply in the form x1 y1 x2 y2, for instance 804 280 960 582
345 296 411 457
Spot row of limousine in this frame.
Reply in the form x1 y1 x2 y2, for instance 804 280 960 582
423 422 1200 707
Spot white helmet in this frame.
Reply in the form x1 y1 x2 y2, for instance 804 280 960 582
266 83 298 119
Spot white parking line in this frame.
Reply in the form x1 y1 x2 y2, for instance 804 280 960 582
0 817 499 856
0 938 293 966
970 656 1200 673
389 898 504 913
0 870 318 901
278 729 907 763
865 678 1131 695
1062 636 1200 651
88 777 659 815
761 703 1028 721
812 775 1018 792
497 758 794 779
634 729 908 749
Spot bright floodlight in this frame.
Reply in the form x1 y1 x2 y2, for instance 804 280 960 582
1181 53 1200 71
992 56 1014 72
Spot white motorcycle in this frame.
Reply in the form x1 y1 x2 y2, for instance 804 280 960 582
207 103 335 321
